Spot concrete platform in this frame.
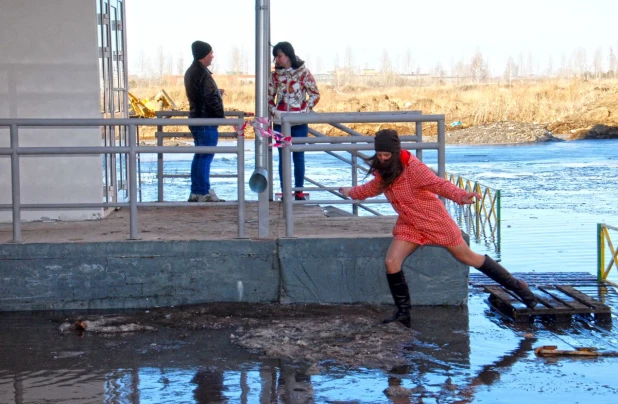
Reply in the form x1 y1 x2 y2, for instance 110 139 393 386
0 203 396 243
0 203 470 311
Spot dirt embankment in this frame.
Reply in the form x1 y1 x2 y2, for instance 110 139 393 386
547 89 618 140
139 84 618 145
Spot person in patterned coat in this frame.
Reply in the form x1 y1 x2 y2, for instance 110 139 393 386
268 41 320 200
339 129 538 328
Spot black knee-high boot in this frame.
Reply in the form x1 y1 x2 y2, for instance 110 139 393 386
383 271 412 328
477 255 538 308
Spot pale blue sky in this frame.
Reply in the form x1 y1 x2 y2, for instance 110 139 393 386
126 0 617 75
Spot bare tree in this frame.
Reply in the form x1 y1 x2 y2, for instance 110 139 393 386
453 58 466 84
503 56 518 84
343 46 353 85
546 56 553 77
518 51 526 77
333 52 340 89
156 45 166 82
230 46 241 75
571 47 588 78
609 46 617 78
166 52 174 79
176 53 184 76
593 47 603 79
433 61 445 80
470 49 488 83
242 48 249 75
404 48 413 74
381 49 393 86
136 49 147 77
559 53 568 77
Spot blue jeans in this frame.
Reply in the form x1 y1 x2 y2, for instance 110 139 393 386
274 124 308 190
190 125 218 195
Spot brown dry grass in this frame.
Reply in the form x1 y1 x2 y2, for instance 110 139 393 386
130 77 618 140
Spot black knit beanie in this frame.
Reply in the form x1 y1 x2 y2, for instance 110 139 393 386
374 129 401 153
192 41 212 60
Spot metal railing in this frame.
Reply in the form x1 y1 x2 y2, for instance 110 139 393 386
598 223 618 286
152 111 246 202
302 112 423 216
0 117 246 242
278 112 446 237
445 172 501 251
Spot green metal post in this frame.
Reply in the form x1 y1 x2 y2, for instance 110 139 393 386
497 189 501 253
597 223 604 281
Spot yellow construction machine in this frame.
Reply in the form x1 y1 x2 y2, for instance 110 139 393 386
129 89 178 118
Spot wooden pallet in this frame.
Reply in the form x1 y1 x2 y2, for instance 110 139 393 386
482 284 612 323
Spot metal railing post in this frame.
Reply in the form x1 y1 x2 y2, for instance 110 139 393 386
598 223 604 282
496 189 501 252
282 122 294 237
352 153 358 215
10 124 21 243
437 118 445 178
237 133 246 238
157 118 164 202
415 121 423 160
128 124 138 240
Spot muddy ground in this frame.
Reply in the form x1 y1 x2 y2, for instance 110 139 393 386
58 303 424 370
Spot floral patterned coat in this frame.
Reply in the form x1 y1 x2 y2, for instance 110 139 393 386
348 150 468 246
268 63 320 117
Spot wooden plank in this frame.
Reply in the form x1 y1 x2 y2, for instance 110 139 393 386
556 286 611 312
537 286 590 310
484 286 528 309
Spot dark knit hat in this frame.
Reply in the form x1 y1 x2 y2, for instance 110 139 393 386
192 41 212 60
374 129 401 153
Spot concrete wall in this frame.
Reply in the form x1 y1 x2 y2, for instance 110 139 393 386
279 237 468 305
0 236 469 311
0 0 103 222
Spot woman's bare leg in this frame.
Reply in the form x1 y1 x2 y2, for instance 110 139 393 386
385 239 419 274
445 241 485 268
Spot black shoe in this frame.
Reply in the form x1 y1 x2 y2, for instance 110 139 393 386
383 309 411 328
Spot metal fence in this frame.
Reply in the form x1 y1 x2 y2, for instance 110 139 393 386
278 112 447 237
1 111 450 241
151 111 246 202
0 117 246 241
598 223 618 286
445 172 501 252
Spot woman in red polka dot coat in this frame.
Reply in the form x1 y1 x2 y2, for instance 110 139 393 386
339 129 538 328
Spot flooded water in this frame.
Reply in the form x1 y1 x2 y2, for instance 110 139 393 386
1 290 617 403
2 139 616 403
138 138 618 278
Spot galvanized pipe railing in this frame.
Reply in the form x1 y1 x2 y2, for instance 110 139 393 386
0 117 246 242
153 111 245 202
278 112 446 237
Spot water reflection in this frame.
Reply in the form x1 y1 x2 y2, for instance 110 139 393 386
2 294 618 403
0 306 473 403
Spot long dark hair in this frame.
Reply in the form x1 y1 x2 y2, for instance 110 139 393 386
366 151 404 189
272 41 304 69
